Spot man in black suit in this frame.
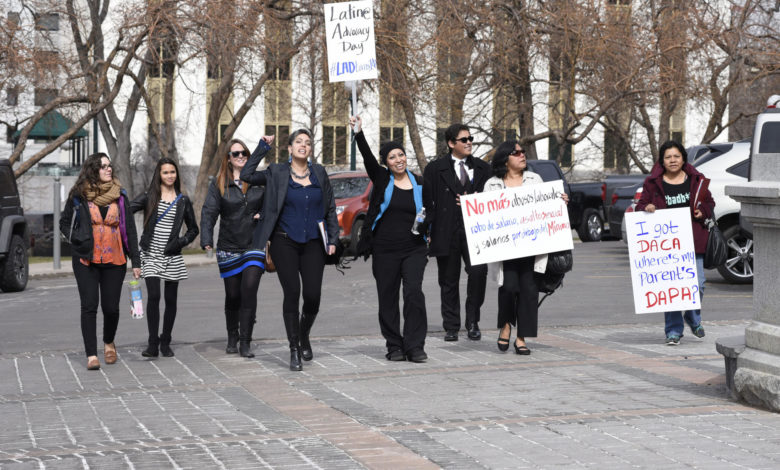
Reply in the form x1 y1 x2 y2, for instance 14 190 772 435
423 123 491 341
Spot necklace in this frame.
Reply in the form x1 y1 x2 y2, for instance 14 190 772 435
290 166 310 179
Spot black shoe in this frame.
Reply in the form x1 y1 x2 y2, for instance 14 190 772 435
444 330 458 341
497 325 511 352
467 322 481 340
141 343 159 358
226 329 239 354
300 337 313 361
408 350 428 363
514 339 531 355
290 348 303 371
239 340 255 358
299 313 315 361
160 343 174 357
386 349 406 361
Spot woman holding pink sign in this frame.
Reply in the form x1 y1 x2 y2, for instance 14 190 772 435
486 141 568 355
636 140 715 345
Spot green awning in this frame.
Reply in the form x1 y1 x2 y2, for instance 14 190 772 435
12 111 88 140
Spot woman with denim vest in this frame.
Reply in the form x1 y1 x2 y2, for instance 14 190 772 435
59 153 141 370
350 116 429 363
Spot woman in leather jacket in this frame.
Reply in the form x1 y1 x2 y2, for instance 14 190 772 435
201 139 267 357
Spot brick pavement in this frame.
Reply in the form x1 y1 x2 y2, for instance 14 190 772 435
1 320 779 469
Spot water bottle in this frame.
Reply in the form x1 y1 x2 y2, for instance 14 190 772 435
411 207 426 235
128 280 144 319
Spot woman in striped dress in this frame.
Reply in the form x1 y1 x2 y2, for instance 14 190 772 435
201 138 268 357
131 158 199 358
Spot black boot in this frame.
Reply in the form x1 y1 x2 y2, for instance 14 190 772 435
290 340 303 371
159 336 174 357
239 322 255 358
142 335 159 357
299 313 316 361
226 329 239 354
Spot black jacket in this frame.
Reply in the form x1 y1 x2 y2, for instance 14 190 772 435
240 140 339 250
59 189 141 267
200 179 265 251
354 131 425 258
130 192 199 256
422 153 491 257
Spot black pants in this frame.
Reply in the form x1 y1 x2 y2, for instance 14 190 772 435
223 265 263 337
270 233 325 347
497 257 539 338
72 259 126 357
372 246 428 354
144 277 179 344
436 229 487 332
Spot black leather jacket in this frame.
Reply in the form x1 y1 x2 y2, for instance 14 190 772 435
200 179 265 252
130 192 199 256
59 189 141 267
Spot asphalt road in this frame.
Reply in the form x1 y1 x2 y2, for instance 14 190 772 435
0 240 753 355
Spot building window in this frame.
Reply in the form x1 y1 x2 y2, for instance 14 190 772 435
549 138 572 167
670 131 684 145
8 12 20 27
379 127 404 144
265 125 289 163
6 86 19 106
322 125 347 165
34 88 57 106
34 13 59 31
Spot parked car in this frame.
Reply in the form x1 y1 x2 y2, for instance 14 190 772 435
607 181 643 239
0 159 29 292
568 181 607 241
329 171 372 249
602 174 646 238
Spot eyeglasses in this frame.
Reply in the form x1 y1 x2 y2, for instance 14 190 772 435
510 149 526 156
453 136 474 144
229 150 249 158
100 164 112 170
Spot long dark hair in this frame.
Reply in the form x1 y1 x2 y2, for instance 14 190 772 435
144 157 182 228
69 153 110 200
491 140 519 179
216 139 250 197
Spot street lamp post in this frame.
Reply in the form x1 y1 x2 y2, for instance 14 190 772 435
52 166 61 270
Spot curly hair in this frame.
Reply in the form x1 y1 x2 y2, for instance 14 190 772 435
68 153 110 200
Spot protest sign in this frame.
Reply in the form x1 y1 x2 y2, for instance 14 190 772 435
461 180 573 266
624 208 701 314
324 0 378 82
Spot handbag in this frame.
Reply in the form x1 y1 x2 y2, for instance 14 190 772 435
535 249 573 306
703 218 727 269
264 241 276 273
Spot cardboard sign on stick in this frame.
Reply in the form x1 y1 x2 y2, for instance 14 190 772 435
324 1 378 82
460 180 573 266
624 208 701 314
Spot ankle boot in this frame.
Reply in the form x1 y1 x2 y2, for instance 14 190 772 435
226 329 239 354
142 336 159 357
159 336 174 357
239 340 254 358
239 312 255 358
289 346 303 371
299 313 315 361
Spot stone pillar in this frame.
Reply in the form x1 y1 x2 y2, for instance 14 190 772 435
721 171 780 411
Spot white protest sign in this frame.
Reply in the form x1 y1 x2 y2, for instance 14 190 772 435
624 208 701 314
324 1 378 82
461 180 573 266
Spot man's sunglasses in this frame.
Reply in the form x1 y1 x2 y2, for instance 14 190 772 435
229 150 249 158
453 136 474 144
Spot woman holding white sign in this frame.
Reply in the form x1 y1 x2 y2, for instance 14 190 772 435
635 140 714 345
349 116 429 363
485 141 568 355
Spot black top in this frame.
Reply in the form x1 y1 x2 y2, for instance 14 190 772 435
373 187 424 254
662 178 690 209
200 180 265 252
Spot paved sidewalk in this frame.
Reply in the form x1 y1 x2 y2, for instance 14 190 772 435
2 320 778 469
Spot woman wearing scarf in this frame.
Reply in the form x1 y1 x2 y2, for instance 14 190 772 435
350 116 429 363
60 153 141 370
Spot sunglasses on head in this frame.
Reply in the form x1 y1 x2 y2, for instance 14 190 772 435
454 136 474 144
229 150 249 158
510 149 526 156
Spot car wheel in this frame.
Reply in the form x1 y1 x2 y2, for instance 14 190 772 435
350 218 364 253
578 208 603 242
716 224 753 284
0 234 29 292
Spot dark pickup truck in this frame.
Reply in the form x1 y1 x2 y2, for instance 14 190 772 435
0 159 29 292
526 160 606 242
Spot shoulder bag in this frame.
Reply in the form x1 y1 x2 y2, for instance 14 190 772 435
703 218 728 269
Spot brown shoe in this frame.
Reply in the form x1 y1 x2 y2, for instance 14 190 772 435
87 356 101 370
104 343 117 364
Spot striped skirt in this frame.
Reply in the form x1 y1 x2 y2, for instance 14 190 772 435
217 249 267 278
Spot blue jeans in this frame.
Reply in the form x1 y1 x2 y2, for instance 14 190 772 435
665 255 704 337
